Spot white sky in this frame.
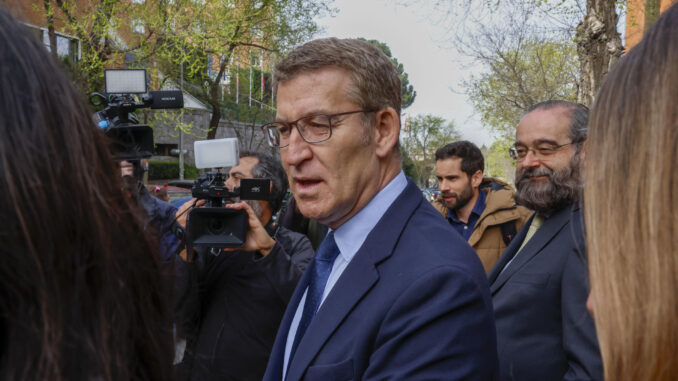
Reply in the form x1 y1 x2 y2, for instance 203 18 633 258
315 0 495 147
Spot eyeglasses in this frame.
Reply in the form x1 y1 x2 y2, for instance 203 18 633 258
261 109 377 148
509 141 574 161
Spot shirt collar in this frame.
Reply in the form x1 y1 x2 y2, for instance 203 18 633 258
332 171 408 263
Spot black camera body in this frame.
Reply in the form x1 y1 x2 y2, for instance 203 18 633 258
186 169 272 250
90 69 184 161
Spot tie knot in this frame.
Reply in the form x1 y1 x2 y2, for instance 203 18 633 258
316 231 340 263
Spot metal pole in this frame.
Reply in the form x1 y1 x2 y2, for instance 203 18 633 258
179 57 185 180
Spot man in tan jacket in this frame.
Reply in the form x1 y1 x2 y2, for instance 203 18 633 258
433 141 531 272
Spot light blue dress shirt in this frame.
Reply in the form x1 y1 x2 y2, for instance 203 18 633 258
282 171 408 378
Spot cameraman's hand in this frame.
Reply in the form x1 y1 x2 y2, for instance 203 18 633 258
175 198 205 229
175 198 204 262
224 201 275 256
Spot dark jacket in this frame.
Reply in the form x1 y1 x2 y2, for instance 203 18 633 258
139 185 179 260
174 224 314 381
264 179 498 381
488 205 602 381
433 178 531 272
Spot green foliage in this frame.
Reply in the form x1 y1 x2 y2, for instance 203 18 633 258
359 38 417 109
463 38 579 141
148 109 203 138
401 114 462 187
148 161 199 180
401 150 419 181
41 0 331 134
484 138 516 183
644 0 660 33
153 0 333 139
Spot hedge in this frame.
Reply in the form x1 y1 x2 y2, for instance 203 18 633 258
148 161 199 180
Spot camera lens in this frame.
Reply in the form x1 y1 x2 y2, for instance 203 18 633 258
207 218 226 235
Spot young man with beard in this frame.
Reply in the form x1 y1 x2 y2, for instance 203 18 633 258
487 101 602 380
433 141 531 272
173 151 314 381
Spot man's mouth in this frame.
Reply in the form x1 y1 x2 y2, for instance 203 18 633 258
294 177 322 191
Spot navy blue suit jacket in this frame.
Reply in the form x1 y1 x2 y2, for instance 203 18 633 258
263 179 499 381
487 205 602 381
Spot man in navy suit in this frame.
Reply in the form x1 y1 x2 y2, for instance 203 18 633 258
488 101 602 380
260 38 498 380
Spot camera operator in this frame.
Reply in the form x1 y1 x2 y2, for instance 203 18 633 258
120 159 179 261
173 151 314 381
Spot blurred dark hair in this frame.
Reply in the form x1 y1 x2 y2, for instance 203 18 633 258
585 4 678 380
0 8 173 381
240 150 288 214
435 140 485 178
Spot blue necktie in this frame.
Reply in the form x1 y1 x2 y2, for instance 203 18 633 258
289 231 340 361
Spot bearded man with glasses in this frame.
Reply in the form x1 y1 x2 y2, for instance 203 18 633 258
262 38 498 381
488 100 602 381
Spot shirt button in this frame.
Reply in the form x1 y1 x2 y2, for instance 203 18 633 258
464 225 468 230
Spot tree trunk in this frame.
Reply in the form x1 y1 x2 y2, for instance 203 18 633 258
206 79 221 140
207 100 221 140
575 0 624 107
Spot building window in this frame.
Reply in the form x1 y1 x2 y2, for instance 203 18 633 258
26 24 80 64
154 144 178 156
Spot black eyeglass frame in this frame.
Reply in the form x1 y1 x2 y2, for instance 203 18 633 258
261 109 378 148
508 141 575 161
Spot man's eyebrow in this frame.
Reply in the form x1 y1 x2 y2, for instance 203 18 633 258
514 138 560 146
275 109 332 122
534 138 560 145
229 170 246 178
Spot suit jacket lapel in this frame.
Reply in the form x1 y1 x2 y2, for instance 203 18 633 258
489 206 573 295
285 179 424 381
263 264 314 381
487 212 534 284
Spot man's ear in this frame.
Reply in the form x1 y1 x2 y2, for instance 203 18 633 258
578 141 586 164
471 170 483 188
373 107 400 158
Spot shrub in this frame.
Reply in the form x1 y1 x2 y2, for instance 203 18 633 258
148 161 199 180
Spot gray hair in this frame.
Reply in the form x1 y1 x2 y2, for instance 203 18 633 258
273 38 402 129
240 151 288 214
525 100 589 151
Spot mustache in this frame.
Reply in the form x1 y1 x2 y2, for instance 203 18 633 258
517 167 553 180
514 158 582 214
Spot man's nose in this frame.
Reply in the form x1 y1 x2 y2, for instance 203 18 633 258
438 179 450 192
520 150 542 169
284 126 312 166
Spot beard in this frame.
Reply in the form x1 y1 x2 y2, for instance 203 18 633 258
514 154 582 214
245 199 264 220
442 181 475 212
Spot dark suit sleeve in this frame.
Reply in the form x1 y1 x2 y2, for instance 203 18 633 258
363 266 498 381
174 247 216 338
253 229 314 303
561 249 603 380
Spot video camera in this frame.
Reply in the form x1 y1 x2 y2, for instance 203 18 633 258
186 138 272 250
90 69 184 161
